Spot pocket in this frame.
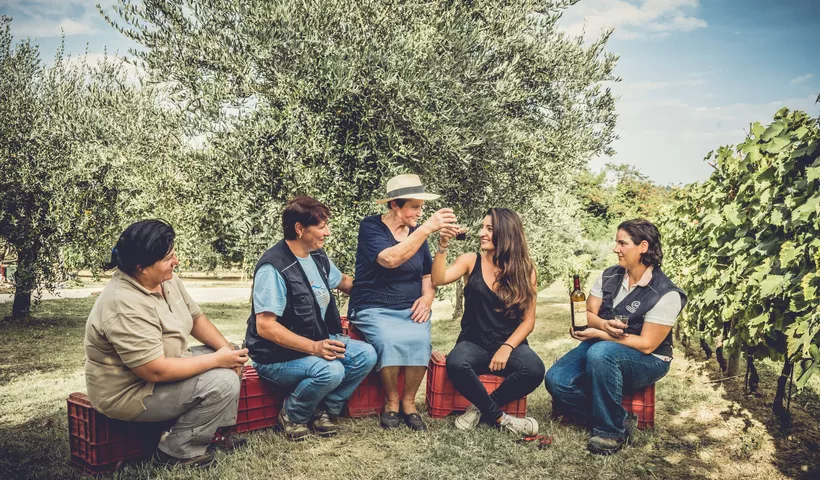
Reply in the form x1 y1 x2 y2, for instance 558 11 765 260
293 293 313 316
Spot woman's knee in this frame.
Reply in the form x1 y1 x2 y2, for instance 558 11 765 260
445 344 475 374
585 342 618 366
202 367 241 401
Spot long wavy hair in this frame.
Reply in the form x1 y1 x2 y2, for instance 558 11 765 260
486 208 537 320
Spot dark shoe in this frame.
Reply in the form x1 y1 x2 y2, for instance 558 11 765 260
310 410 340 437
401 411 428 431
587 435 626 455
380 410 402 430
208 428 248 453
278 409 312 441
153 449 215 469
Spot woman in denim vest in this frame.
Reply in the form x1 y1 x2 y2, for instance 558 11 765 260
545 219 687 455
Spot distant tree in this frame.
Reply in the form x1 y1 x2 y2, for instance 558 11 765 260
0 16 184 318
103 0 619 279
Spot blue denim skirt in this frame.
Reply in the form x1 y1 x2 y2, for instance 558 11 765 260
351 306 432 371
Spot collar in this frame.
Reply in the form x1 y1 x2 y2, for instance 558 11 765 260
113 269 163 297
621 266 654 290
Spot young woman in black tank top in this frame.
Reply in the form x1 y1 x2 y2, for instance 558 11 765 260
431 208 545 435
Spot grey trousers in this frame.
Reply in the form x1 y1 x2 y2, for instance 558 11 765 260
132 347 241 459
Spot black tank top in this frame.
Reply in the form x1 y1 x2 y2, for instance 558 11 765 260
456 254 528 351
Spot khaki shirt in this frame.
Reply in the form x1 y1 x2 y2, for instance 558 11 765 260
84 270 202 420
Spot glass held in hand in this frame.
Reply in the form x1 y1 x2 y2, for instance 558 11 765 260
614 315 629 329
335 334 350 358
454 226 467 241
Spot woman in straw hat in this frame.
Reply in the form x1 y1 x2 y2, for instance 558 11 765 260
350 174 458 431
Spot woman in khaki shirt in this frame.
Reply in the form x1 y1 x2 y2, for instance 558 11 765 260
84 219 248 468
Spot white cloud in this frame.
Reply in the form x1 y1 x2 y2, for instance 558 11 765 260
790 73 814 85
560 0 707 41
593 93 820 185
11 16 98 38
61 52 144 85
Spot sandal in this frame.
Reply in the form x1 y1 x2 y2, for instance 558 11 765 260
380 410 402 430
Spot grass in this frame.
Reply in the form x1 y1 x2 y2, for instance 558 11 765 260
1 281 819 479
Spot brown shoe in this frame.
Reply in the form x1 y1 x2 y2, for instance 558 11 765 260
153 449 215 469
278 409 312 441
310 410 340 437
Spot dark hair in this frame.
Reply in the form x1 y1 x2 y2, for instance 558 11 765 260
103 219 176 275
486 208 536 320
617 218 663 267
387 198 409 209
282 196 331 240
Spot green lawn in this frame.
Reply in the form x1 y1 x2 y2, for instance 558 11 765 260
1 281 818 479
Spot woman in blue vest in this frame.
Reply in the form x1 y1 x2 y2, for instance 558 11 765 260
545 219 687 455
350 174 458 431
245 196 378 441
431 208 544 436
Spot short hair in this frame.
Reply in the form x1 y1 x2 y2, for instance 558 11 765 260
282 196 331 240
387 198 409 210
103 219 175 275
617 218 663 268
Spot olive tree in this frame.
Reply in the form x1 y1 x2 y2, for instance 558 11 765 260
103 0 617 279
0 16 185 318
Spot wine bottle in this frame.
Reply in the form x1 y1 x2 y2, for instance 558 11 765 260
570 274 588 331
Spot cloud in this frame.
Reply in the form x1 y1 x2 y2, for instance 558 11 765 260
559 0 707 41
4 1 103 38
61 52 144 84
789 73 814 85
11 16 98 38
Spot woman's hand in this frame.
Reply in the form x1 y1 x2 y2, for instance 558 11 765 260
422 208 458 234
489 346 512 371
569 327 606 342
602 319 628 337
438 225 460 249
214 346 249 369
411 295 433 323
313 339 346 361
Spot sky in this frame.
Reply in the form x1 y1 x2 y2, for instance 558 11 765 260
2 0 819 186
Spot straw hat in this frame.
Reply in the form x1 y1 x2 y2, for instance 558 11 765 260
375 174 441 204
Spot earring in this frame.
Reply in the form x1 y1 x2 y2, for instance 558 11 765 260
299 233 303 239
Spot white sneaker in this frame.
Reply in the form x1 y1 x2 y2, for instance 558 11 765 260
498 413 538 435
454 404 482 431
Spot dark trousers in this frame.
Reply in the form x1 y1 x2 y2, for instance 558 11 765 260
445 340 545 422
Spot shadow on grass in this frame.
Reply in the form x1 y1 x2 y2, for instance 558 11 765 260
682 343 820 480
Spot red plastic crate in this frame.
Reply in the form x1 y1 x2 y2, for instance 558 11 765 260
425 351 527 419
340 315 365 341
67 393 169 475
621 383 655 430
237 365 285 433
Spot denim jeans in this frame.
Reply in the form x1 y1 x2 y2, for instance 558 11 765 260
446 341 545 422
544 340 670 439
254 335 378 424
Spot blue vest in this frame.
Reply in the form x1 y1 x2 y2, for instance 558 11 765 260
244 239 342 364
597 265 687 358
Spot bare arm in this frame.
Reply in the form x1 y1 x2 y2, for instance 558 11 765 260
336 274 353 295
377 208 457 268
131 346 248 383
431 252 474 287
190 313 232 350
410 275 436 322
255 312 345 361
576 296 672 354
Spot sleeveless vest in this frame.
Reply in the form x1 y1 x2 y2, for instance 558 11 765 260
244 239 342 364
597 265 687 358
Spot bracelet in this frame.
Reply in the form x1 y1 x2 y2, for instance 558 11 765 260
501 342 515 350
436 245 448 254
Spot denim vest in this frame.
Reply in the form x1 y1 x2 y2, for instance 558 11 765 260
597 265 687 358
245 239 342 364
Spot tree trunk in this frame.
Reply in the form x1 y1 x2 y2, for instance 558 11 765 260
726 349 742 376
12 290 32 318
773 359 793 421
452 276 465 320
700 337 712 360
746 354 759 394
10 245 37 319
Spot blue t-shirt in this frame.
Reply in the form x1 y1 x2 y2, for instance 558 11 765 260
351 215 433 311
253 255 342 320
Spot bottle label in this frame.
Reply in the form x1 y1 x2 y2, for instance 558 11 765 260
573 301 588 327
